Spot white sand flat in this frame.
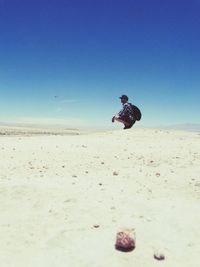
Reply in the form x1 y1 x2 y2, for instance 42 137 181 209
0 128 199 267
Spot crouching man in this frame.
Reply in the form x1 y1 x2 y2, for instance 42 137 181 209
112 95 136 129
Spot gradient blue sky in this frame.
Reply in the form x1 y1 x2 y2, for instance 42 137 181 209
0 0 200 128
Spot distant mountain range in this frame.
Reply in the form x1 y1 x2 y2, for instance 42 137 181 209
1 122 200 132
165 123 200 132
135 123 200 132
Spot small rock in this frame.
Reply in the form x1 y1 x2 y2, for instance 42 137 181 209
43 166 48 169
156 172 160 177
154 252 165 261
115 229 136 252
64 199 71 203
93 225 100 228
113 171 119 176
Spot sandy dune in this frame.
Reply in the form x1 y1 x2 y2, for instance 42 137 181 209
0 128 200 267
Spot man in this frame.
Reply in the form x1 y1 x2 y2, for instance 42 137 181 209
112 95 136 129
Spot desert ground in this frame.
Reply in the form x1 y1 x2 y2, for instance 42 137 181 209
0 126 200 267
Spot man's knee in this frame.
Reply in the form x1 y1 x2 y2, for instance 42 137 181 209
115 116 121 121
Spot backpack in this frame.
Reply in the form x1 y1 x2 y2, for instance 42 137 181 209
129 103 142 121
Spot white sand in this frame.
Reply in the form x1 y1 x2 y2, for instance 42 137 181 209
0 127 200 267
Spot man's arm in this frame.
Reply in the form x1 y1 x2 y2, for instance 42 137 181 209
112 104 130 122
112 108 123 122
118 104 129 117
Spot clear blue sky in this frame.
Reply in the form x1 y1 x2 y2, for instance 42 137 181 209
0 0 200 128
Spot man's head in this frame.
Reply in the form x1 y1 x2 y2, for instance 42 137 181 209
119 95 128 104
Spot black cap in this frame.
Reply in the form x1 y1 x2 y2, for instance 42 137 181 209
119 95 128 101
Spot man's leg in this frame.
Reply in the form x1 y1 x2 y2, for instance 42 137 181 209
124 120 136 129
114 116 130 126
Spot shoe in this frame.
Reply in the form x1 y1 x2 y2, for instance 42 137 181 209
123 125 131 130
123 120 136 130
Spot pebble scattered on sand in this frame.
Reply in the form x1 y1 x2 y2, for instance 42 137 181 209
115 229 136 252
154 251 165 261
113 171 119 176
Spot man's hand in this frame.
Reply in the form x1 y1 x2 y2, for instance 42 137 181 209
112 116 115 123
